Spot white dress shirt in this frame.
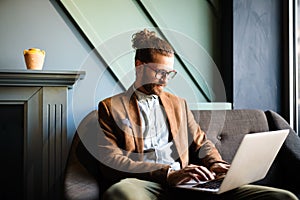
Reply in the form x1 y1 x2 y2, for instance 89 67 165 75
134 89 180 170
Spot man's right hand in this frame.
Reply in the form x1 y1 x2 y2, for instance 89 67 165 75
167 164 216 186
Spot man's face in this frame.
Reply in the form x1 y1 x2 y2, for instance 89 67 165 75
136 53 175 96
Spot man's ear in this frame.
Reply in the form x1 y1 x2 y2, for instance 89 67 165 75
135 59 143 67
134 59 143 84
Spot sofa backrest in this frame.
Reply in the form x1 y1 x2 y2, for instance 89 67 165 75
192 109 270 162
72 109 271 170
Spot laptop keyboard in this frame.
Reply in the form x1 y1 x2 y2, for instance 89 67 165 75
193 178 224 189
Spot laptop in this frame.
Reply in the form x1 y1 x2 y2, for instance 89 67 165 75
176 129 289 194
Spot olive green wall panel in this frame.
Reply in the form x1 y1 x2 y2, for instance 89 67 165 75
60 0 226 104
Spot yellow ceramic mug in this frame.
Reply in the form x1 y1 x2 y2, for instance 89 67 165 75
24 48 45 70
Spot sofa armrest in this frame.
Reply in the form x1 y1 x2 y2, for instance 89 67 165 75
63 134 100 200
265 110 300 198
64 159 100 200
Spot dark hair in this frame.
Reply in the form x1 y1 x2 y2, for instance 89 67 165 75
132 29 174 63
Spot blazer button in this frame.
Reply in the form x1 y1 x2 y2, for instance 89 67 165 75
217 135 222 140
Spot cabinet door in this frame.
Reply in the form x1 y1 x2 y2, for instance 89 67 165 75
0 86 68 200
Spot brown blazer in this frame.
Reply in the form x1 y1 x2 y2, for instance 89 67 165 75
97 85 224 185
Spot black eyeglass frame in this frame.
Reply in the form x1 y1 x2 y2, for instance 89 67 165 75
144 64 177 80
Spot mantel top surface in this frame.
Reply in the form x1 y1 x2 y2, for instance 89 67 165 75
0 69 85 75
0 69 85 88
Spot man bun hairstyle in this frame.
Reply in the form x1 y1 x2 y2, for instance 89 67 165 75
132 29 174 63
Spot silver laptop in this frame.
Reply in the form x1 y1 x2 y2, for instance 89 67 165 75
176 129 289 194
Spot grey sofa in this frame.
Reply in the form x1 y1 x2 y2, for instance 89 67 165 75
63 109 300 199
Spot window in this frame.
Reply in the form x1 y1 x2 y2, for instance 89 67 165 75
297 0 300 132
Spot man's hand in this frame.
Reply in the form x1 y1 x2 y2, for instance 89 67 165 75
167 164 215 186
209 162 230 177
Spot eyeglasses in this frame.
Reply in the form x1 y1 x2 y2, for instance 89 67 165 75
144 64 177 80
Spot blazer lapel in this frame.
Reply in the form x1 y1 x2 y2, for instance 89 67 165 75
122 86 144 153
160 93 178 138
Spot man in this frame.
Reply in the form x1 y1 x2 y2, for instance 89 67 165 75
97 29 297 200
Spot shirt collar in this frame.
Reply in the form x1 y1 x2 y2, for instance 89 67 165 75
133 84 158 101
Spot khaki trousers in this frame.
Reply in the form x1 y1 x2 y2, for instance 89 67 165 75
103 178 298 200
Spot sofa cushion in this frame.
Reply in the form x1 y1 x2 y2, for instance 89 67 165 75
192 109 269 162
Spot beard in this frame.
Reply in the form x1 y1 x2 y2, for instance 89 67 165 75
143 83 165 96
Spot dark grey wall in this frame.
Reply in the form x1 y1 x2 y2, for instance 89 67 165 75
0 0 88 70
0 0 122 146
233 0 282 113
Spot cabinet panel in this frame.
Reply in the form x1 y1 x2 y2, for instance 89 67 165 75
0 70 84 200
